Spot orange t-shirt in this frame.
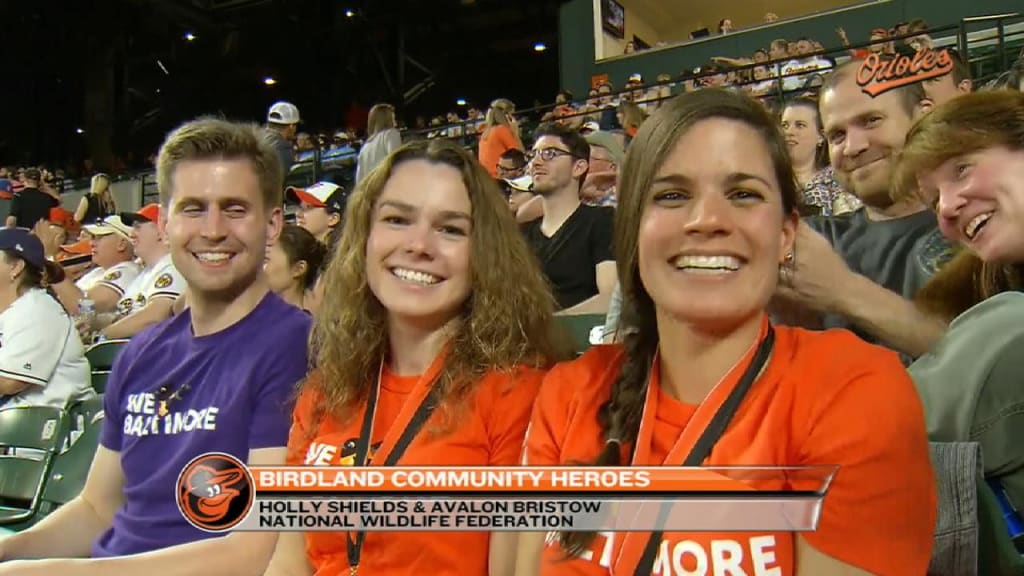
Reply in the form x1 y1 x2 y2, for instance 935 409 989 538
478 124 520 177
526 323 936 576
288 362 545 576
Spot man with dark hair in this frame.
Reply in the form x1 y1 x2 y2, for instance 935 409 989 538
496 148 527 181
774 59 951 359
522 123 614 314
922 48 973 106
5 168 58 230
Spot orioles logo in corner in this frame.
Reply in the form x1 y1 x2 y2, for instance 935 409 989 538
176 452 254 532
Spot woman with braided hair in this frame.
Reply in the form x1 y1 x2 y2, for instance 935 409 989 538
519 89 935 575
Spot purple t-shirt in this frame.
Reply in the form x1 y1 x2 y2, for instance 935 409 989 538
92 292 311 557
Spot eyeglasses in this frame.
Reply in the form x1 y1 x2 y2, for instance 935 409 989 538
526 148 576 163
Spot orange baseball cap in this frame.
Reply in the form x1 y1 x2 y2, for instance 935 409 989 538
60 238 92 255
121 203 161 225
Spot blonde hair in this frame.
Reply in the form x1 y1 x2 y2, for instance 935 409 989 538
308 139 571 426
156 117 284 209
483 98 516 136
90 173 116 213
366 104 397 138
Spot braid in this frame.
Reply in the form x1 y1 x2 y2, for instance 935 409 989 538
559 296 659 557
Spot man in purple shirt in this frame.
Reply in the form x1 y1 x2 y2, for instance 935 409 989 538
0 118 310 575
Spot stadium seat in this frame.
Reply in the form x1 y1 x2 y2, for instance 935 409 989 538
557 314 606 355
85 339 129 394
977 480 1024 575
0 406 67 526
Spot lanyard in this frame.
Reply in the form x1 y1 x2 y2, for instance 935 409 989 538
346 358 444 575
630 324 776 576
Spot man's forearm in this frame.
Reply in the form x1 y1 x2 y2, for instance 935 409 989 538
832 272 949 358
1 497 111 560
558 291 611 316
91 532 278 576
102 300 173 339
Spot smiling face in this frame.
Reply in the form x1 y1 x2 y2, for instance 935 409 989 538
365 159 473 331
637 118 796 332
917 146 1024 264
820 72 923 207
163 158 282 301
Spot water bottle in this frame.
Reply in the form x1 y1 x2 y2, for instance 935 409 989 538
79 299 96 322
988 479 1024 552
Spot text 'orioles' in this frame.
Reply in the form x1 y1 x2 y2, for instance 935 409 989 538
855 48 954 96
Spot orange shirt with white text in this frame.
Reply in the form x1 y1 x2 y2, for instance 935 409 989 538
526 325 936 576
288 364 545 576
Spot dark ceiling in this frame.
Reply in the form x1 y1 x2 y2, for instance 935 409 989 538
2 0 563 172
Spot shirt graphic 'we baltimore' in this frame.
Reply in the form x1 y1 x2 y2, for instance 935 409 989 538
122 391 220 437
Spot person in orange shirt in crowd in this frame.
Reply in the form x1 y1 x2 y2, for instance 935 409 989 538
264 139 571 576
478 98 525 177
518 89 936 575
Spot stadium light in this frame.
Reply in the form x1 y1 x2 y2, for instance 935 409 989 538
345 9 355 17
185 32 197 41
534 42 547 52
456 98 467 106
263 77 277 86
75 128 85 134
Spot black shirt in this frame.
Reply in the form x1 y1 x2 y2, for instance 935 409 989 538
522 204 614 310
9 187 58 230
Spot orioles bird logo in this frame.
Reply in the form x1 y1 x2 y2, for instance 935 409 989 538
337 439 381 466
177 453 253 532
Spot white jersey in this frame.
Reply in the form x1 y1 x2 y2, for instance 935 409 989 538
90 260 144 299
75 267 105 292
0 289 94 409
116 253 185 317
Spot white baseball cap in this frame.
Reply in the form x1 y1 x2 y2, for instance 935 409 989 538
83 215 133 240
286 181 345 213
267 101 301 125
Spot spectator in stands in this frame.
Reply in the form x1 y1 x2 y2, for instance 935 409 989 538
287 181 345 246
0 118 311 574
74 173 117 225
906 18 934 52
0 228 91 409
496 148 527 182
34 206 76 261
765 11 779 23
295 132 315 153
522 124 615 314
581 131 624 207
922 48 973 106
89 203 185 340
264 138 567 576
774 60 951 358
521 88 935 576
616 100 646 141
767 38 790 75
266 101 301 175
896 89 1024 519
837 27 890 59
356 103 403 185
54 214 141 315
478 98 524 178
718 18 734 34
624 41 636 54
781 97 860 216
5 167 58 230
264 224 325 312
0 167 11 199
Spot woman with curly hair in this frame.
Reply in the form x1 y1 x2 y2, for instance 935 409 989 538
264 139 571 576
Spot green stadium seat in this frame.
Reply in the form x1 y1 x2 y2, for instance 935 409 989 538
557 314 606 355
84 339 129 372
0 406 67 526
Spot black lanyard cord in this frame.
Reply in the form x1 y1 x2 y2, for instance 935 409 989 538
633 325 776 575
346 368 443 574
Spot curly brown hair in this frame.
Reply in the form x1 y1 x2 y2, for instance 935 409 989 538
307 138 571 429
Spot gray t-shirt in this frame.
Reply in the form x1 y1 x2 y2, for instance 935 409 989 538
807 208 952 342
